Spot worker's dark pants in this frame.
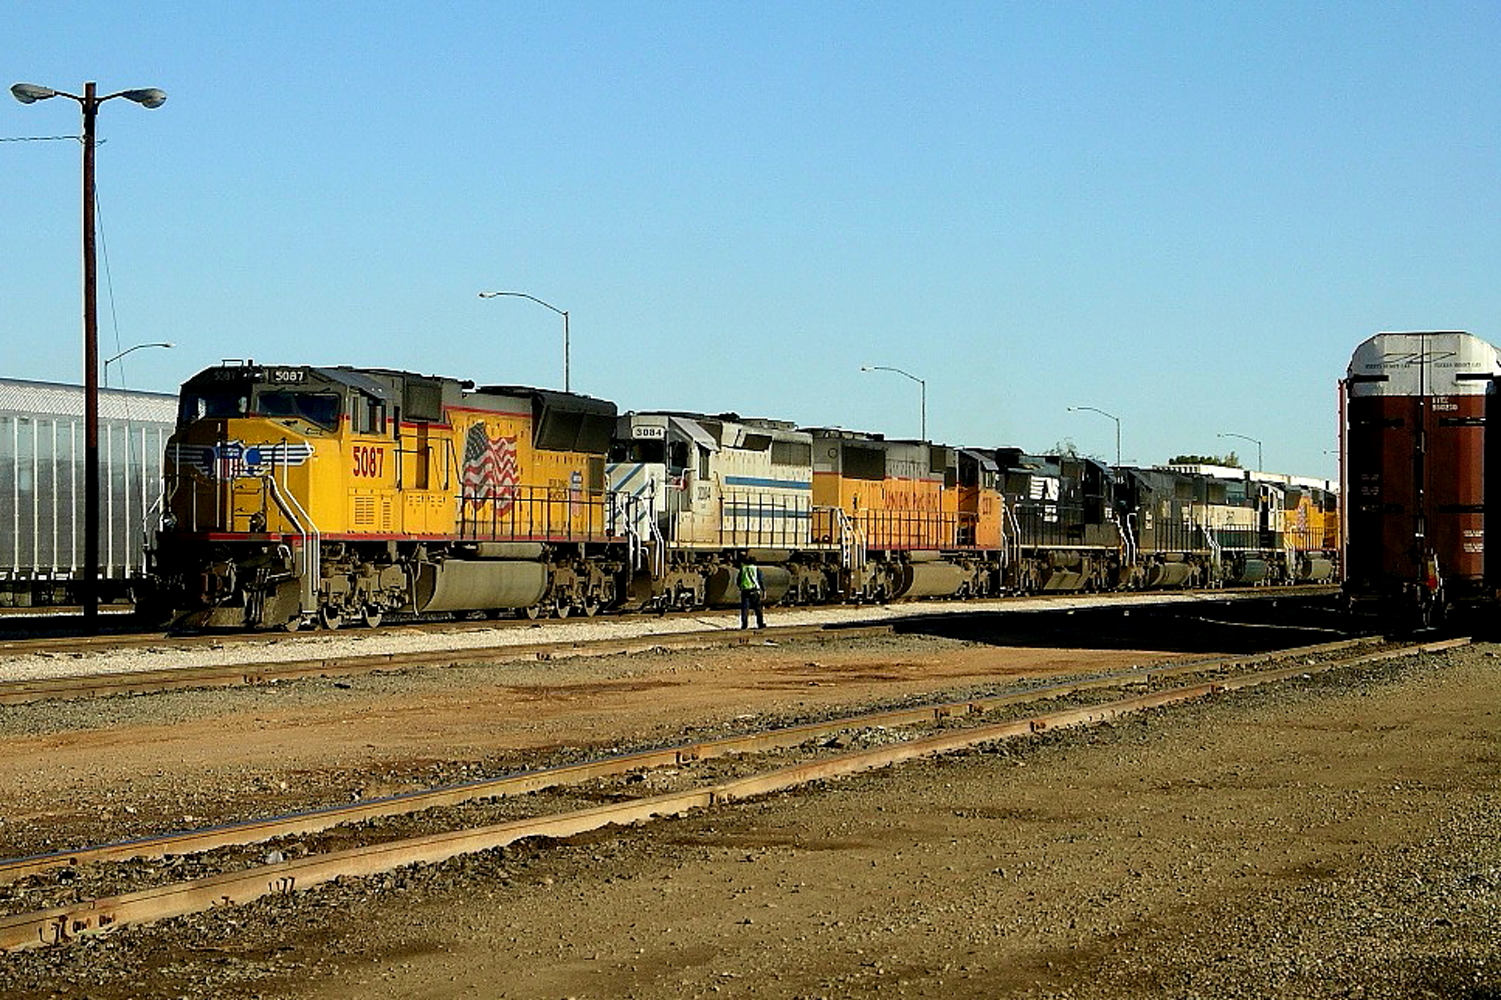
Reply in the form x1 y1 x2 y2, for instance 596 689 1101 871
740 589 764 629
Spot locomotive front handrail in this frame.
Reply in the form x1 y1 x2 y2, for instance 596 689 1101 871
825 506 866 572
265 474 319 615
1192 507 1223 574
1002 498 1021 570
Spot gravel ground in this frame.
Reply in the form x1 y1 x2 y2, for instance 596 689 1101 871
4 613 1493 999
0 589 1306 682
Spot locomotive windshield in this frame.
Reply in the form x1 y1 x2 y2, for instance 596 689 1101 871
609 439 666 464
177 389 343 432
256 391 342 431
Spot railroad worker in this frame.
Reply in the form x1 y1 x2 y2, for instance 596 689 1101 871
738 555 766 630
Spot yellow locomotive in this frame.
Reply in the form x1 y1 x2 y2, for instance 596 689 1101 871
807 430 1003 600
151 362 627 628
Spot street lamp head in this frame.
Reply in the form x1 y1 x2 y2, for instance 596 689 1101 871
119 88 166 109
10 83 57 104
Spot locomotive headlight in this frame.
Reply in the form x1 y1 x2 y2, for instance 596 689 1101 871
161 513 178 532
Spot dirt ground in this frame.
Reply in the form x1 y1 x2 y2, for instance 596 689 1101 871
0 636 1165 854
4 624 1500 999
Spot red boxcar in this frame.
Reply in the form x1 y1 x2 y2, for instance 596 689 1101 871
1341 331 1501 624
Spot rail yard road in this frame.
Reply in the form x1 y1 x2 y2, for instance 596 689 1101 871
2 590 1500 999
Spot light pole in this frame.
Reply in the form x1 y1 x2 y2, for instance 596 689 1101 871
13 81 166 631
860 365 927 441
103 341 174 387
478 291 570 392
1067 405 1121 467
1217 432 1263 472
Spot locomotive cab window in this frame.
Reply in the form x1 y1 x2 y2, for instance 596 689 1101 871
353 394 387 436
178 392 248 426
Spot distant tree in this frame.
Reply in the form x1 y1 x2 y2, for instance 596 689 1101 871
1169 452 1241 468
1044 438 1080 457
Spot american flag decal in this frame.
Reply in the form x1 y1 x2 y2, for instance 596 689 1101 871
462 423 519 513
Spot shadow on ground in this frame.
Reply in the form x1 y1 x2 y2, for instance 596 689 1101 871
838 595 1373 655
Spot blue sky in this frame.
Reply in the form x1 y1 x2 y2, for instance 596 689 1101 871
3 2 1497 480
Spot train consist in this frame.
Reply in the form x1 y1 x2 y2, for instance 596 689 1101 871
1340 330 1500 625
0 378 176 607
148 360 1338 630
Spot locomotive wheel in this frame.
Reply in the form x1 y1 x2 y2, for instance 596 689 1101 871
359 606 383 628
581 597 600 617
318 606 344 630
555 601 571 619
523 604 545 620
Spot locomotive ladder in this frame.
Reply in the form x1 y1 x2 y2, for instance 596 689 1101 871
826 506 866 573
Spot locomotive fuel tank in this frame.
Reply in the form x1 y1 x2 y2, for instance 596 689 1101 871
704 563 793 606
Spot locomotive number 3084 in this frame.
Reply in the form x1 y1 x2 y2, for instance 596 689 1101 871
352 446 385 478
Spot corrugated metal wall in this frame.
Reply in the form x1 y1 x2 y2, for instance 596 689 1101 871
0 380 176 582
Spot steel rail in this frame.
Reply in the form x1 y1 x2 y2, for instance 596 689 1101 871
0 585 1342 654
0 623 893 706
0 635 1464 952
0 635 1382 886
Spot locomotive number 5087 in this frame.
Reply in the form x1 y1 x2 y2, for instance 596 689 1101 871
352 445 385 478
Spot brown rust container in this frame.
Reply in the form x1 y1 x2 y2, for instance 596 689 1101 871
1342 331 1498 604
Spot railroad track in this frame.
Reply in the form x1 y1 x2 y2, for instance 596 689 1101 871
0 621 893 705
0 585 1341 653
0 633 1461 952
0 585 1344 704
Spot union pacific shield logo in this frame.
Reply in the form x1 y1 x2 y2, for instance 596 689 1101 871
462 423 519 513
171 441 314 479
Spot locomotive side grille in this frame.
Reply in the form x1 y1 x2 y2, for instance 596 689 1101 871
353 495 376 527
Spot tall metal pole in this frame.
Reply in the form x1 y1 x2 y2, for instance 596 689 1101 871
81 82 101 632
12 80 165 631
919 378 926 442
1068 406 1121 467
1217 432 1263 472
478 291 570 392
860 365 927 441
